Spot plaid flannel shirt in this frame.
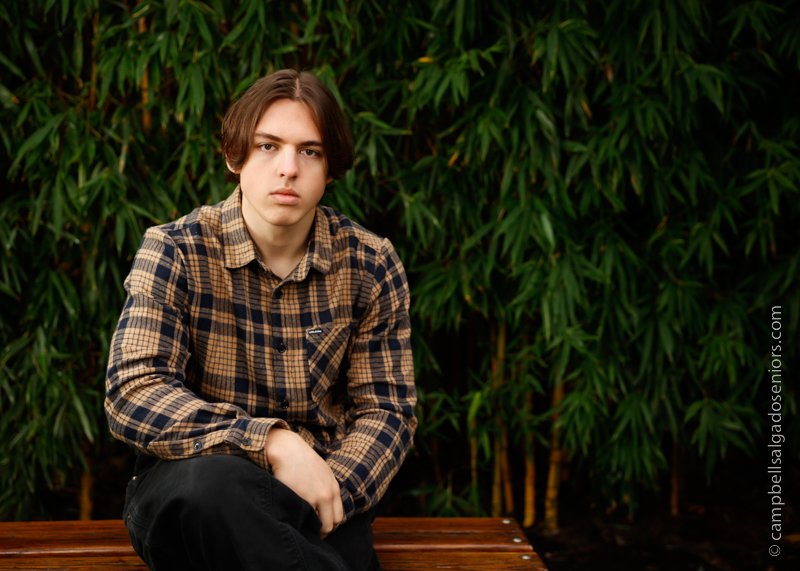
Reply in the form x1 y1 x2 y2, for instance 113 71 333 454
104 188 417 520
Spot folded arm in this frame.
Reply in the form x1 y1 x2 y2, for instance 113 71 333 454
325 239 418 520
104 228 287 469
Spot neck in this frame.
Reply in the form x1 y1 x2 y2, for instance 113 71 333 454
243 208 315 279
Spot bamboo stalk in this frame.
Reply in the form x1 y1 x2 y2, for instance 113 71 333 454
501 426 514 514
491 437 502 516
543 380 564 534
138 14 151 132
78 452 93 521
670 439 683 517
489 324 508 516
469 418 478 502
523 446 536 526
523 392 536 527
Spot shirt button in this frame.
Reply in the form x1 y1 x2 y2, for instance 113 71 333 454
193 441 202 452
280 399 290 410
273 289 283 300
242 437 252 445
276 341 287 353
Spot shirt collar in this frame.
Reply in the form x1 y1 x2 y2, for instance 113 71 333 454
296 206 333 278
221 187 259 269
221 187 333 276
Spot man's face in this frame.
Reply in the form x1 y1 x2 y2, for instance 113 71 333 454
231 98 330 236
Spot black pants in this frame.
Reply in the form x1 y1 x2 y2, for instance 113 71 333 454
123 454 381 571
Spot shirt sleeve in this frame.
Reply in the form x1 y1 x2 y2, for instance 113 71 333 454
104 227 288 468
325 238 418 520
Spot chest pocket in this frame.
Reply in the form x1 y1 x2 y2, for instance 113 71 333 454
305 324 352 401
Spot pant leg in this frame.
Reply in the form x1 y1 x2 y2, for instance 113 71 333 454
123 454 356 571
325 508 382 571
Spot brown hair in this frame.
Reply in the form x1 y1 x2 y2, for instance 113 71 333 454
221 69 354 182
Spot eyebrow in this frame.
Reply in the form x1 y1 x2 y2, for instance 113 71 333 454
253 131 323 148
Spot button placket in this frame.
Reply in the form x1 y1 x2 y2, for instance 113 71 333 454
270 284 289 418
272 287 286 353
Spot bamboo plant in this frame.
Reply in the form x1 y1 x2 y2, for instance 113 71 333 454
1 0 797 526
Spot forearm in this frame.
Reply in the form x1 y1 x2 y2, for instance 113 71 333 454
105 369 286 468
324 238 417 519
326 406 417 519
105 246 289 468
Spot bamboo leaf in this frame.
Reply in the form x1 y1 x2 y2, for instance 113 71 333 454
9 113 65 176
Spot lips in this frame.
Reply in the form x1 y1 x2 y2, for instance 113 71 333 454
270 187 300 205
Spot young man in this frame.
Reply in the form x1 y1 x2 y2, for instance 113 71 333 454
105 69 417 571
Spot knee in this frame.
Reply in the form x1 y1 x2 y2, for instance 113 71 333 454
129 454 271 567
174 455 264 519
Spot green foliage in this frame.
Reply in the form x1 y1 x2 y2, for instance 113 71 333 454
1 0 798 519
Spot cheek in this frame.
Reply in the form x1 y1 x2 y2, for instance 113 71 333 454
241 156 269 178
239 168 263 196
308 157 329 177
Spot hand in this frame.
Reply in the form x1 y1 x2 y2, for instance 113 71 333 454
264 428 344 537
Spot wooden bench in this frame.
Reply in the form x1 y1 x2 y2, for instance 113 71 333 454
0 517 547 570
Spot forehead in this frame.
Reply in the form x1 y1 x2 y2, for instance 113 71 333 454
253 99 322 142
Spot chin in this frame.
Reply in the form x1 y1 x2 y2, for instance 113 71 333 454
263 212 305 226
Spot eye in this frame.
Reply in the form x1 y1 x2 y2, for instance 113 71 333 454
258 143 275 152
300 148 322 158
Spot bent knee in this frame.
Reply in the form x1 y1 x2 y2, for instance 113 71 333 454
169 455 265 515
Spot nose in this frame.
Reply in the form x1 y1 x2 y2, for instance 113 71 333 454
278 148 299 179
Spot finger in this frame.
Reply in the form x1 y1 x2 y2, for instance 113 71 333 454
317 500 335 537
332 486 344 527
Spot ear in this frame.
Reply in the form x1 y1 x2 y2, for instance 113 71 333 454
326 176 333 184
226 157 240 174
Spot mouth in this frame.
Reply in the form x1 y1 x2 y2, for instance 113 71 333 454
270 187 301 205
271 187 299 197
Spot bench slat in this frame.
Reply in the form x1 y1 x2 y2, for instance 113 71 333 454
0 521 131 557
378 552 547 571
0 552 547 571
0 555 146 570
373 518 532 552
0 518 547 570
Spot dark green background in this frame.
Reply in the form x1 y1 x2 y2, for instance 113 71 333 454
1 2 797 564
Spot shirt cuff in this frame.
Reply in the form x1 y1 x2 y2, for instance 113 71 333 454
338 486 356 521
224 417 290 470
